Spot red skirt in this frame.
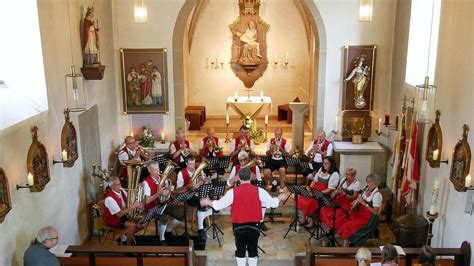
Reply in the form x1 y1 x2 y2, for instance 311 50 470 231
335 204 373 240
296 182 327 217
320 195 352 228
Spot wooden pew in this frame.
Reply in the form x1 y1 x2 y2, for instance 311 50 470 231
58 240 206 266
296 241 470 266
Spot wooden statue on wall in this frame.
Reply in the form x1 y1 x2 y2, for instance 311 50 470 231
229 0 269 88
426 110 443 168
26 126 50 192
449 124 471 192
61 109 79 167
341 45 377 141
0 167 12 223
81 5 106 80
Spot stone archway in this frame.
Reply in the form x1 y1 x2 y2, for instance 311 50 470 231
172 0 327 135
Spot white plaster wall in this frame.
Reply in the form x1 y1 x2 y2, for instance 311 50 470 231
314 0 396 136
188 0 310 116
0 0 121 265
112 0 186 139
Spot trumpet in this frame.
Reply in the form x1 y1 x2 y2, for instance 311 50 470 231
132 145 155 160
272 138 283 158
158 161 178 202
308 140 322 161
207 138 221 154
240 137 249 152
348 185 368 216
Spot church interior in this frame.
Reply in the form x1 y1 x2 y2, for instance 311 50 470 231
0 0 473 265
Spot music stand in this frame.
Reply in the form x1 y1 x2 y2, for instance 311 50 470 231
283 157 307 205
151 154 172 172
204 181 226 246
306 187 341 246
283 184 314 239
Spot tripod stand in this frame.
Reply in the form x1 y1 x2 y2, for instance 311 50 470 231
283 184 314 239
307 189 341 246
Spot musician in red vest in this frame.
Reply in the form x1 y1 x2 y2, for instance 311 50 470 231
169 129 197 170
199 127 224 178
173 155 212 240
229 126 256 165
104 176 144 245
302 130 333 179
141 161 184 245
117 135 151 181
201 168 286 266
263 128 291 193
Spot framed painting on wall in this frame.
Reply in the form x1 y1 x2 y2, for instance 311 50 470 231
27 126 50 192
120 48 169 114
0 167 12 223
61 109 79 167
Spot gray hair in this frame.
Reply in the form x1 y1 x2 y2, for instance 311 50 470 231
238 151 249 160
147 161 159 172
36 226 57 243
366 174 381 187
238 168 251 181
356 247 371 266
107 176 120 187
175 129 184 136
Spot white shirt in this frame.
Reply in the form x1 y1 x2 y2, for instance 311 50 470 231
362 187 383 208
227 165 262 186
211 186 279 211
118 147 138 162
339 177 361 193
176 169 195 189
104 188 127 215
314 169 340 189
305 141 333 163
266 139 291 160
199 137 223 157
169 141 196 162
230 138 255 154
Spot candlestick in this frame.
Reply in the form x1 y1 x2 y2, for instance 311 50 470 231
378 118 382 132
384 115 390 126
161 132 165 144
226 115 230 124
426 211 439 246
225 123 230 143
27 173 34 186
433 149 439 161
264 115 268 125
62 150 68 161
264 123 268 142
466 174 472 188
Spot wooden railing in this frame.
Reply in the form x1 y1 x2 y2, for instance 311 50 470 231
300 241 471 266
58 240 200 266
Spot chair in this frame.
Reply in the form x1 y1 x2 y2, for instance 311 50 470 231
95 200 124 246
277 97 300 124
370 203 385 246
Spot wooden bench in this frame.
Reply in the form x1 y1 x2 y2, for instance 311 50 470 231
295 241 471 266
58 240 206 266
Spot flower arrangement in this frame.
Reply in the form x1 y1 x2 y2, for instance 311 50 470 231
241 114 264 144
139 125 155 148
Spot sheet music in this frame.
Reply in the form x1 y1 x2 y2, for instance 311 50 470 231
379 245 406 256
50 244 72 257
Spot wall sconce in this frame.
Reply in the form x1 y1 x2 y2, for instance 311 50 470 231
52 150 69 165
359 0 373 22
92 164 112 187
464 174 474 214
272 52 290 69
16 173 34 190
65 66 86 113
206 55 224 70
375 115 398 135
134 0 148 23
415 76 436 124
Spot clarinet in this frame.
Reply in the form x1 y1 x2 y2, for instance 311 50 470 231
330 178 347 199
347 185 368 216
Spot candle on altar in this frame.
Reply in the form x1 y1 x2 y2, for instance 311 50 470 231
27 173 34 186
335 116 338 132
378 118 382 132
234 91 238 98
285 52 288 63
161 132 165 141
265 115 269 125
465 174 472 188
260 91 263 98
429 178 441 215
130 132 134 137
226 115 230 124
62 150 68 161
433 149 439 161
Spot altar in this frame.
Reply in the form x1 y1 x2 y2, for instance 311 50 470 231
226 96 272 119
333 141 385 188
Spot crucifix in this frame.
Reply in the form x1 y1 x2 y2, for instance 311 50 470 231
244 87 254 102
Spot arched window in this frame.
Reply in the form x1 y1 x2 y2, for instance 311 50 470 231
405 0 441 86
0 0 48 130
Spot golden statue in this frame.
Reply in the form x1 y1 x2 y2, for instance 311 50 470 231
345 57 370 109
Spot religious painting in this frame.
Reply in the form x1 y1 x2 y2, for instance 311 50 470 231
449 124 471 192
426 110 443 168
80 5 106 80
26 126 50 192
61 109 79 167
120 48 169 114
229 0 269 88
0 167 12 223
342 45 377 111
341 114 372 142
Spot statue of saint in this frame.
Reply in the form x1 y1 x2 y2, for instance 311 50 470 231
345 57 370 109
83 6 100 65
236 20 261 63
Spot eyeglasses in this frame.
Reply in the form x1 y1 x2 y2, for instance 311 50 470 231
47 237 59 240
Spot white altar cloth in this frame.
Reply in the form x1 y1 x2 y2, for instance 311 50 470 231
226 96 272 118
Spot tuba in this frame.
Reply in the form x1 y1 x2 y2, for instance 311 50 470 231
158 161 178 202
123 160 146 221
272 138 283 158
190 158 210 186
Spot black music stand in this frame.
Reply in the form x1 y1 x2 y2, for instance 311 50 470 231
151 154 172 172
306 187 341 246
283 184 314 239
202 181 226 246
283 157 310 205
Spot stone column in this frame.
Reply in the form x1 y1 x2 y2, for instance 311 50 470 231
289 102 309 153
